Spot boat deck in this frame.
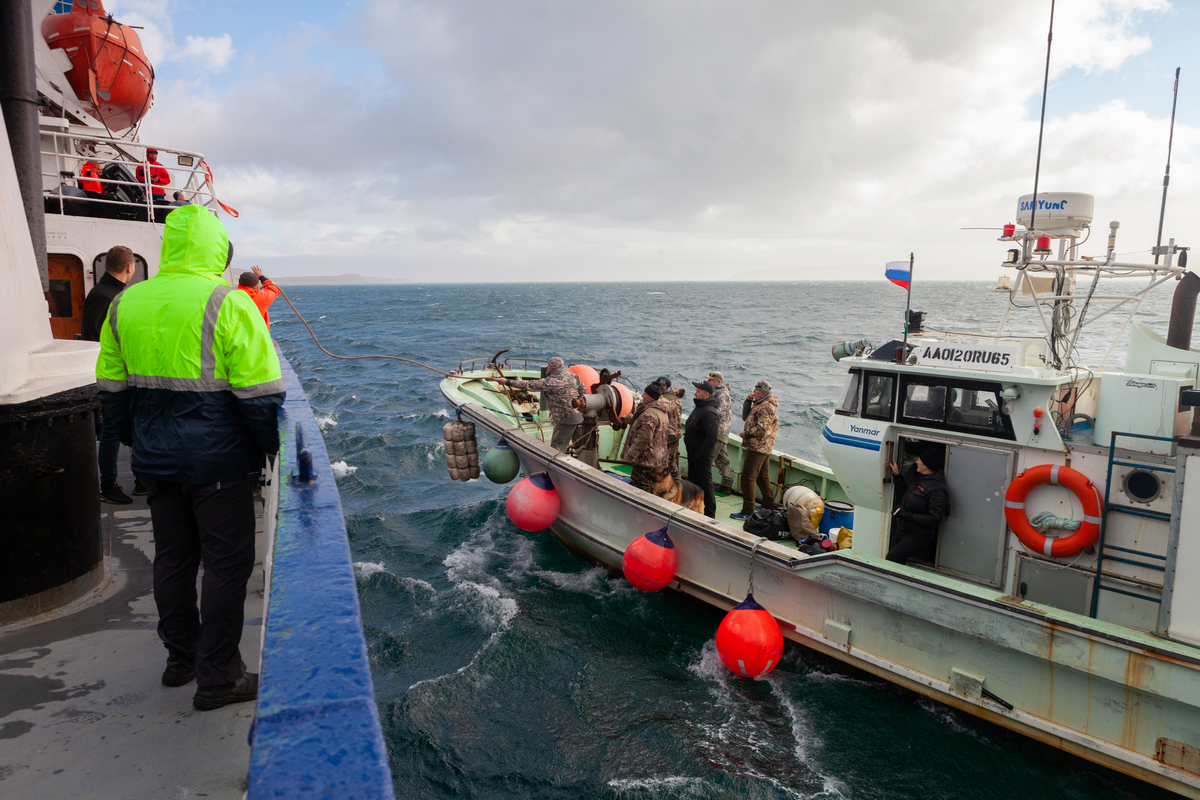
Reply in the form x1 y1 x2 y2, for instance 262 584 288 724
0 452 263 799
602 463 804 547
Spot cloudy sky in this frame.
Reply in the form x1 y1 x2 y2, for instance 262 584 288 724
107 0 1198 282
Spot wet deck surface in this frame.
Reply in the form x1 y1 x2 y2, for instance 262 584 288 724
0 454 265 800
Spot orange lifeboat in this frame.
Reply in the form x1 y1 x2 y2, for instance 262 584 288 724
41 0 155 131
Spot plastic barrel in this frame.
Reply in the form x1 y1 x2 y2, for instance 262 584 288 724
819 500 854 535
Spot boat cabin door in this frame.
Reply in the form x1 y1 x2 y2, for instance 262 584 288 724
46 254 85 340
892 437 1013 587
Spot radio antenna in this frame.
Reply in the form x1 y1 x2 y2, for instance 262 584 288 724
1026 0 1055 256
1154 67 1181 265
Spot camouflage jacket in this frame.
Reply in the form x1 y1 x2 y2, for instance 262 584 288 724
741 393 779 454
621 397 671 468
662 390 683 441
507 368 586 424
712 383 732 438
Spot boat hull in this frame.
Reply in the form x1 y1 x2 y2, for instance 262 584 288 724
444 389 1200 798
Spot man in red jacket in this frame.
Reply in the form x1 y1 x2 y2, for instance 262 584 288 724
136 148 170 198
237 266 281 330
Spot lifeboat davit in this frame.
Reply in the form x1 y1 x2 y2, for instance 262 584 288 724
41 0 155 131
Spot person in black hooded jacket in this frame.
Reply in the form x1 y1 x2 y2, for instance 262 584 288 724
684 381 722 518
885 446 949 564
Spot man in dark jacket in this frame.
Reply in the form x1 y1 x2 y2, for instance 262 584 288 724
885 446 950 564
684 381 721 518
82 245 137 503
97 205 284 710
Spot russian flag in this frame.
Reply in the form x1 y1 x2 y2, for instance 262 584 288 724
885 261 910 291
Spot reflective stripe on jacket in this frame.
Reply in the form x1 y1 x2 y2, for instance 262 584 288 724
96 204 285 483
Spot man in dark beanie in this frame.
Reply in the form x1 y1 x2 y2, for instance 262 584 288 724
885 446 949 564
620 382 671 493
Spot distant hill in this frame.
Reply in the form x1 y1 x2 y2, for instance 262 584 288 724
271 274 409 285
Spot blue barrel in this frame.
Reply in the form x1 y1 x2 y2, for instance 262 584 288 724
820 500 854 535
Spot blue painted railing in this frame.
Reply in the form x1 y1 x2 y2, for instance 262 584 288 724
248 354 394 798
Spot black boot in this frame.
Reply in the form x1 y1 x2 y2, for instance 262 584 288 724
193 673 259 711
162 653 196 687
132 478 148 496
100 484 133 504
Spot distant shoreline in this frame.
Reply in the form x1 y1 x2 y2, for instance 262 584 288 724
270 274 410 285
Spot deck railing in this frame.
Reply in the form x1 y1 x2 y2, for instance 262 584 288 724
248 353 394 798
40 128 221 221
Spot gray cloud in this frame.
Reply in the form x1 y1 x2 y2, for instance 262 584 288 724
141 0 1194 281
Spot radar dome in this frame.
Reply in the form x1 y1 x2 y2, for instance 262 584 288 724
1016 192 1094 237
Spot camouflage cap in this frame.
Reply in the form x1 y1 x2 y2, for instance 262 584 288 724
707 371 724 381
755 380 772 393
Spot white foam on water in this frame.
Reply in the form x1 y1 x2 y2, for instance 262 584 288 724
917 698 988 742
533 564 606 592
353 561 387 579
331 460 357 478
607 776 709 795
315 412 338 431
434 408 453 419
645 291 664 295
767 676 847 797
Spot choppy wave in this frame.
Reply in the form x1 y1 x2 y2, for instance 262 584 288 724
330 460 357 477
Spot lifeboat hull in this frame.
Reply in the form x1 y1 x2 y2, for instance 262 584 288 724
41 0 154 131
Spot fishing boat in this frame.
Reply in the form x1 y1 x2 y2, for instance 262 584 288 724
0 2 392 797
442 202 1200 794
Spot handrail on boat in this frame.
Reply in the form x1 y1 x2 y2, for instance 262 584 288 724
248 352 394 799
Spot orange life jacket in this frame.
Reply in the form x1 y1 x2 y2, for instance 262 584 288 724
79 161 102 193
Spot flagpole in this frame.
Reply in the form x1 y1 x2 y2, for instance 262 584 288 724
899 252 914 363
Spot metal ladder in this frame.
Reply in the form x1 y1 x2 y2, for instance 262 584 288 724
1088 431 1175 618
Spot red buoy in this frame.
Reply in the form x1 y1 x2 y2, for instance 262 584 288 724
715 594 783 678
567 364 600 394
506 472 560 531
622 526 677 591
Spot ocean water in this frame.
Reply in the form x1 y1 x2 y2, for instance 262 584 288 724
272 281 1177 800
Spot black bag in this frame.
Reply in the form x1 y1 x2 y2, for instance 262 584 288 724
798 535 826 555
742 508 790 540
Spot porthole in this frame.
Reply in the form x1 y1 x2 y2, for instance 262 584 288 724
1123 470 1162 504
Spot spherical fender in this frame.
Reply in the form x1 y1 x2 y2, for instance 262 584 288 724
506 472 559 531
715 593 783 678
482 442 521 484
622 526 677 591
567 364 600 394
1004 464 1103 558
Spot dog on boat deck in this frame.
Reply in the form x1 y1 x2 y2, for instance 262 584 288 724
648 467 705 514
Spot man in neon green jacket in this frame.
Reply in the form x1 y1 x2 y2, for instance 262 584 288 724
97 204 284 710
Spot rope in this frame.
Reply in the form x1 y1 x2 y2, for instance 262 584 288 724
277 285 457 377
200 160 240 217
747 537 767 596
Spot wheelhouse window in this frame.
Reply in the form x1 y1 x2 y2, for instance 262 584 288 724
899 377 1013 439
835 369 861 416
863 373 896 421
903 384 946 422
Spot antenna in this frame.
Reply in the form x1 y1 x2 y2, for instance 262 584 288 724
1154 67 1181 266
1026 0 1055 251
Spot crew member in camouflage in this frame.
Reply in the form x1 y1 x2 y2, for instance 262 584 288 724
497 357 586 450
621 382 672 492
733 379 780 518
656 377 684 477
707 371 734 492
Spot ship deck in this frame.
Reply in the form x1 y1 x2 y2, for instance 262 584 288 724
0 451 263 799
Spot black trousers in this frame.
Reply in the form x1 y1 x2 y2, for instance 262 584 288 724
144 476 256 687
688 459 716 519
886 534 937 565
